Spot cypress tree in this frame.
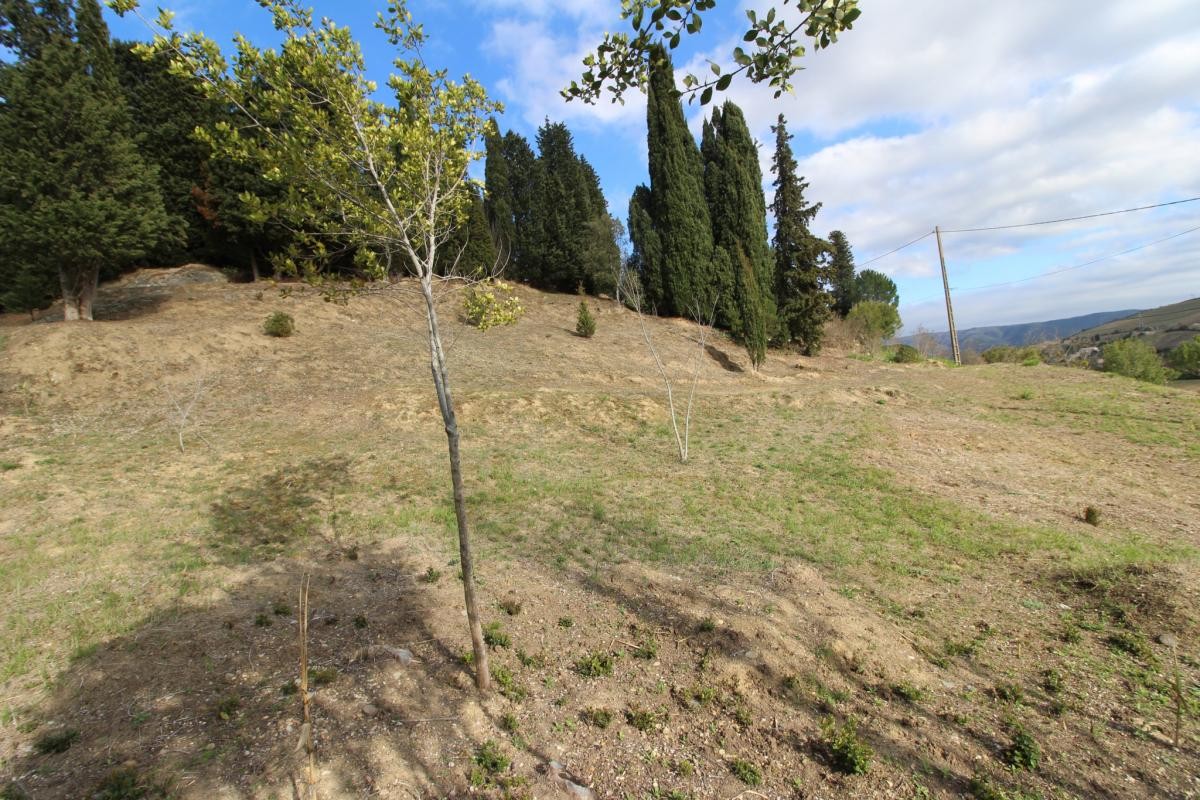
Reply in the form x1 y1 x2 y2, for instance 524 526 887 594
734 246 768 370
643 44 713 317
437 185 496 277
500 131 540 282
770 114 829 354
483 121 516 268
0 0 167 320
627 185 662 307
701 100 775 336
828 230 857 317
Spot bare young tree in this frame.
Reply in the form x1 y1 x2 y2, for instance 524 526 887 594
163 373 216 452
622 273 716 463
116 0 502 689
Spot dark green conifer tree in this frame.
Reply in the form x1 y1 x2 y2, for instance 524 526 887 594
734 247 768 369
437 185 496 277
482 121 515 266
828 230 857 317
701 101 774 338
499 131 540 282
640 44 713 316
0 0 167 320
111 42 221 265
769 114 829 354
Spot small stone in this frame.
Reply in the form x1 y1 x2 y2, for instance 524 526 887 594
1156 633 1179 648
362 704 379 717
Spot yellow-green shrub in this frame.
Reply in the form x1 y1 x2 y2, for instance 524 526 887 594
464 280 524 331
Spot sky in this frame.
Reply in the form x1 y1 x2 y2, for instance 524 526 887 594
105 0 1200 334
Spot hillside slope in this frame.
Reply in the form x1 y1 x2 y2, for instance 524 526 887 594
1066 296 1200 352
1 274 1198 799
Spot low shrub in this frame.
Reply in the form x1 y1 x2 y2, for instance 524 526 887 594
981 345 1039 364
1002 724 1040 770
1101 338 1172 384
1167 335 1200 378
891 344 922 363
820 716 872 774
464 280 524 331
729 759 762 786
574 651 615 678
263 311 295 337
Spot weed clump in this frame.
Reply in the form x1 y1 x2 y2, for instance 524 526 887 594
697 616 717 633
91 766 160 800
499 598 522 616
516 649 545 669
576 300 596 338
263 311 295 337
469 739 512 788
1082 505 1101 526
490 664 527 701
483 622 511 649
992 682 1024 704
307 666 338 686
889 682 926 705
33 728 79 755
581 707 613 728
820 716 873 775
729 758 762 786
499 712 519 733
1106 631 1153 660
1041 669 1064 695
557 616 574 629
1002 724 1040 771
625 705 665 732
419 567 442 584
631 636 659 660
574 651 615 678
353 614 368 629
891 344 922 363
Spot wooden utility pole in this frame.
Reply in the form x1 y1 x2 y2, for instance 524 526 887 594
935 226 961 365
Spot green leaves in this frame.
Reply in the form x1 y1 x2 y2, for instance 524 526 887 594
564 0 861 105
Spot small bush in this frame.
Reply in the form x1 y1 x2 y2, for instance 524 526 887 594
889 682 926 704
34 728 79 754
473 739 510 777
92 767 156 800
1167 335 1200 378
574 651 615 678
557 616 574 629
516 649 545 669
308 666 338 686
820 716 873 775
464 280 524 331
419 566 442 584
992 682 1024 704
846 301 902 349
499 598 522 616
891 344 922 363
1083 505 1101 526
1003 724 1040 770
576 300 596 338
1041 668 1064 695
581 707 613 728
729 758 762 786
499 712 519 733
263 311 295 337
1101 338 1172 384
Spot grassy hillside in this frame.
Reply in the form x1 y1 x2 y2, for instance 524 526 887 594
1067 296 1200 353
1 272 1198 799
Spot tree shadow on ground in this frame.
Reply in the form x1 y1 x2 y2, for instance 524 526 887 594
0 542 509 799
705 344 743 373
210 456 354 563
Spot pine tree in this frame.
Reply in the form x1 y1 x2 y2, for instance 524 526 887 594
642 44 713 317
437 185 496 277
627 184 662 308
770 114 829 354
855 268 899 307
828 230 857 317
701 100 775 336
0 0 167 321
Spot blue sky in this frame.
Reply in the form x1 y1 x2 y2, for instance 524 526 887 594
106 1 1200 334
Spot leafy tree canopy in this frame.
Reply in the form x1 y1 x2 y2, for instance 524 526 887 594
854 268 898 308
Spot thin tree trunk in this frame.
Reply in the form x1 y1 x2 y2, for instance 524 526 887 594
418 275 490 691
59 265 97 321
250 251 260 282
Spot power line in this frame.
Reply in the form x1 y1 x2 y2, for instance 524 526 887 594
950 222 1200 293
941 196 1200 234
857 229 934 268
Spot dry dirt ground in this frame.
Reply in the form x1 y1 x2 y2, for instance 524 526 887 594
0 268 1198 800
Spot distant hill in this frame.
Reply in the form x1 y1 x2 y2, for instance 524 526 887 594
898 309 1139 354
1065 296 1200 353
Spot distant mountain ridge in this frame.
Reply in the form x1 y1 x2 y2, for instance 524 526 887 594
899 309 1140 353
